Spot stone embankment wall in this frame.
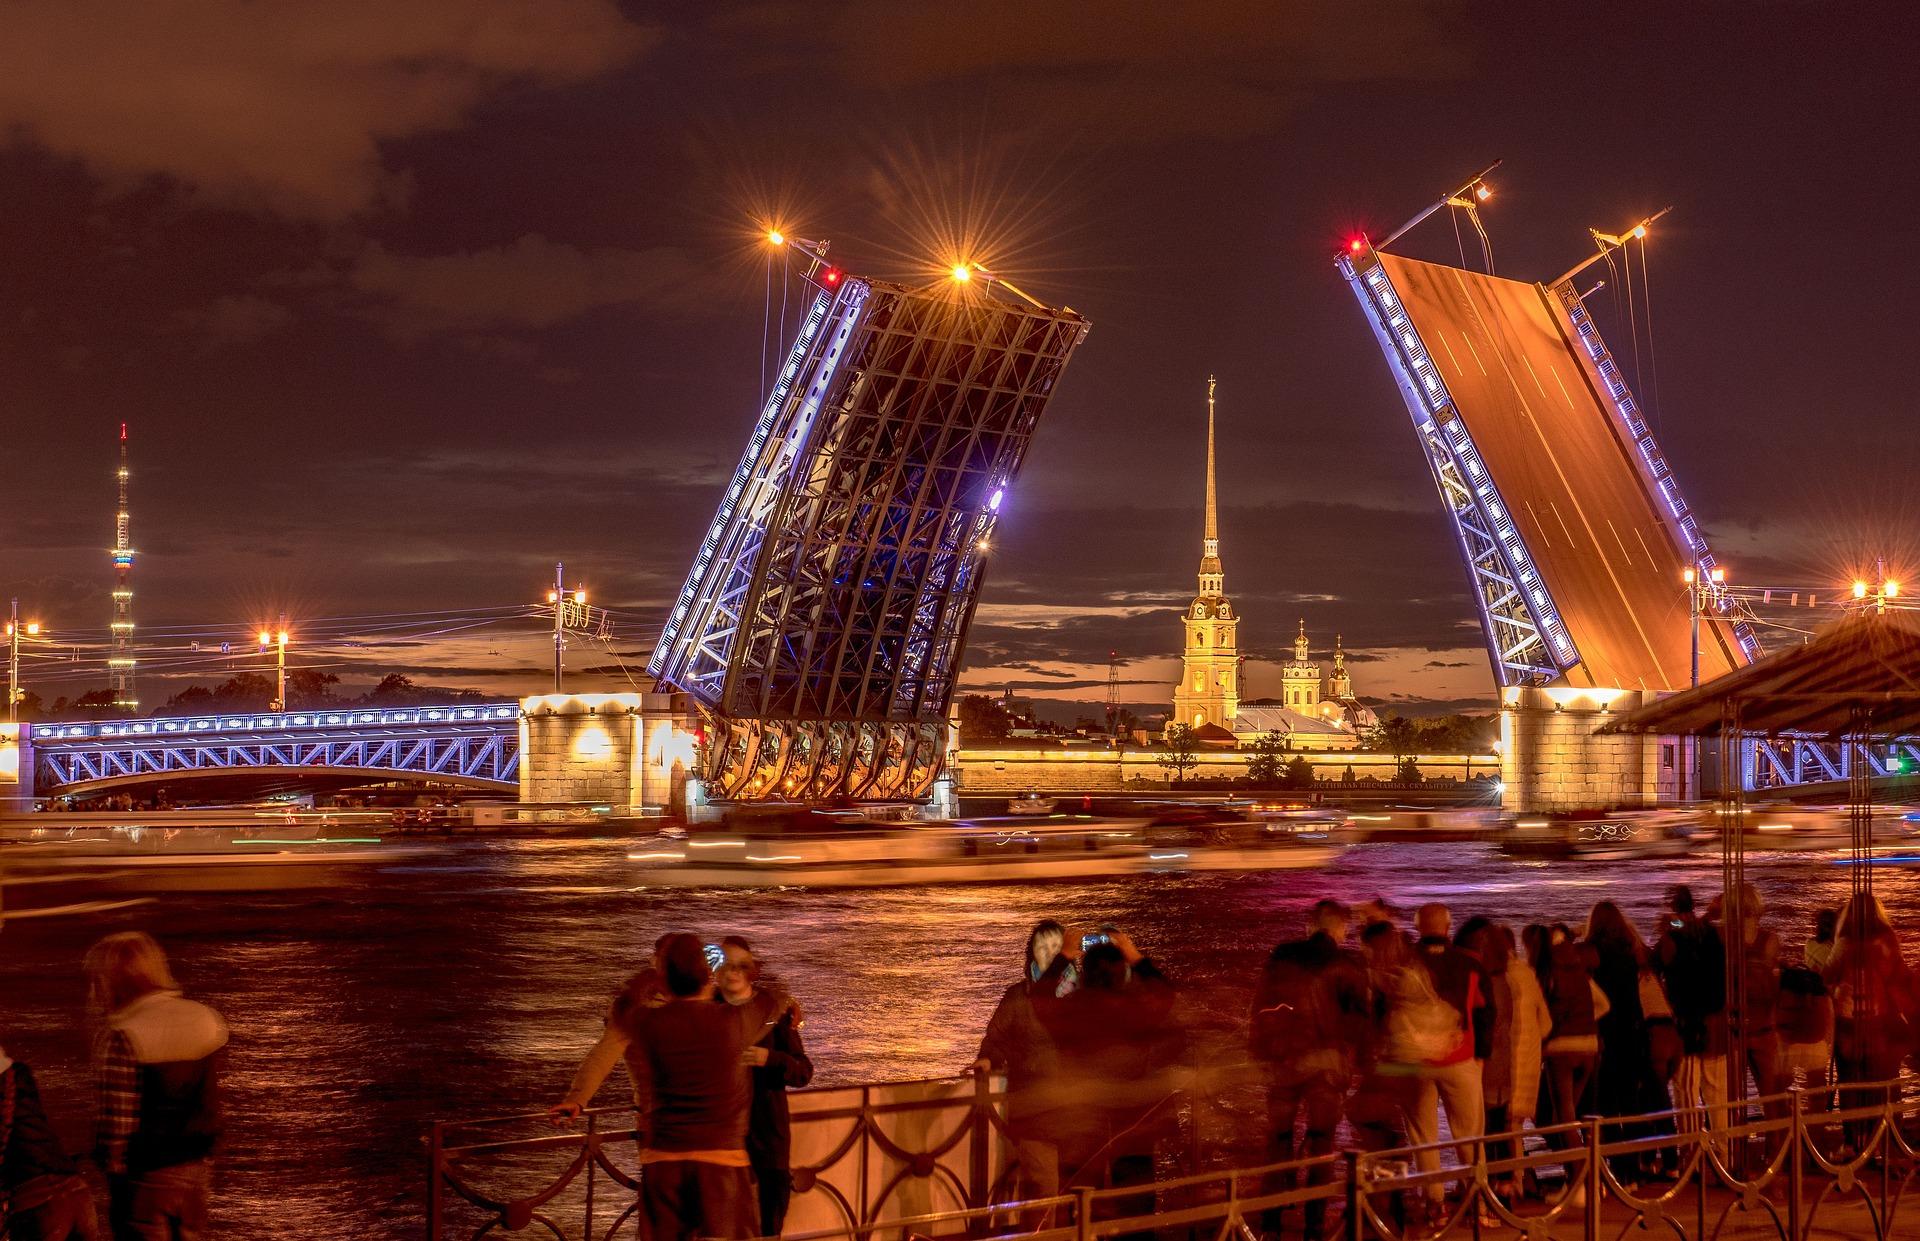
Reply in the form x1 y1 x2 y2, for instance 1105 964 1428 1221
951 747 1494 795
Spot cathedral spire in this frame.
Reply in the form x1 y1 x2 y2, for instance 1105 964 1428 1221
1199 375 1222 585
1295 618 1309 662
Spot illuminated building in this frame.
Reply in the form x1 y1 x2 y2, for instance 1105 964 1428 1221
650 255 1090 802
1171 377 1238 731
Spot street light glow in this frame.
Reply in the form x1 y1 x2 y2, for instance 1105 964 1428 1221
573 589 587 605
766 229 785 246
950 263 972 283
1682 568 1696 583
278 629 290 646
1474 183 1493 201
1632 224 1648 239
547 590 559 603
1854 580 1869 599
1889 581 1902 599
1710 567 1725 583
258 629 273 647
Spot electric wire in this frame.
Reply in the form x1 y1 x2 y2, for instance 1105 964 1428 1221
1639 232 1663 432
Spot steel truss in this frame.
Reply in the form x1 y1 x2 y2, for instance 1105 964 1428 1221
33 707 520 792
1341 252 1571 685
653 273 1088 801
1748 735 1920 788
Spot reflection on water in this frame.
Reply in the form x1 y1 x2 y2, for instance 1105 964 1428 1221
0 836 1908 1238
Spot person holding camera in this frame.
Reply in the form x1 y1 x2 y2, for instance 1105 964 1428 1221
974 921 1076 1212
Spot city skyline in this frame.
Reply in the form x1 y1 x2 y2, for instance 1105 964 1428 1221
4 4 1918 713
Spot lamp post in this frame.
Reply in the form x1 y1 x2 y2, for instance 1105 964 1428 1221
546 563 588 693
259 617 289 711
1681 565 1726 801
7 599 42 723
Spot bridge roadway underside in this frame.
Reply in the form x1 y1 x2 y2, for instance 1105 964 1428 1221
1377 252 1743 692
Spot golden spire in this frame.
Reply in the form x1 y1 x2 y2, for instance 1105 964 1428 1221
1200 375 1222 580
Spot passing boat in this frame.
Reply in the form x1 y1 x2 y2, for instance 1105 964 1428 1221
1498 809 1703 860
626 806 1342 888
0 821 433 898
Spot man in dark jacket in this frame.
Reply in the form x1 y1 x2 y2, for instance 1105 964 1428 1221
86 932 227 1241
1407 904 1489 1206
1657 886 1728 1144
1038 931 1182 1228
1250 900 1370 1239
716 940 812 1237
2 1047 99 1240
974 921 1073 1211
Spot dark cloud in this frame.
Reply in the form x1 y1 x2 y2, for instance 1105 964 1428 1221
0 1 656 219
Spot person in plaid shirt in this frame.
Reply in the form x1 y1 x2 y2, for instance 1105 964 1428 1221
85 934 227 1241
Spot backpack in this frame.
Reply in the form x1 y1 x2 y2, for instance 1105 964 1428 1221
1662 920 1726 1018
1386 965 1465 1064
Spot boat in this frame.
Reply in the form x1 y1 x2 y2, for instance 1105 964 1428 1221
1498 809 1703 860
1706 805 1920 853
0 821 434 899
1006 789 1055 815
627 806 1342 888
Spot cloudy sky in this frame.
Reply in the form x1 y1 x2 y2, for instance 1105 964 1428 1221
3 2 1917 714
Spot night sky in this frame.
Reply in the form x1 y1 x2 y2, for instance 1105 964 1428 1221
4 2 1917 716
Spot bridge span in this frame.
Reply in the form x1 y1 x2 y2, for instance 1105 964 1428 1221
25 702 523 796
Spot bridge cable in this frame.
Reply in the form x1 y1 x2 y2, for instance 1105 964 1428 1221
1638 232 1664 434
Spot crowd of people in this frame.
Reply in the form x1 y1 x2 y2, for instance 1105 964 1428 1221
1 933 227 1240
3 888 1906 1241
1238 885 1907 1234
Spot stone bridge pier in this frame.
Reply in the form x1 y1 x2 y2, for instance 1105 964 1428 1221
1498 686 1681 813
517 692 699 816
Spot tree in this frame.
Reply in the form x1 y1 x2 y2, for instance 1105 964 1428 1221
69 688 121 714
1284 755 1315 790
1245 730 1287 785
956 694 1014 742
1396 756 1423 785
287 670 340 707
1368 715 1420 760
364 673 425 705
1162 723 1200 782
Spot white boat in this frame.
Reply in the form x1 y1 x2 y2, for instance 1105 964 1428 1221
1498 810 1703 860
0 823 433 898
627 808 1342 888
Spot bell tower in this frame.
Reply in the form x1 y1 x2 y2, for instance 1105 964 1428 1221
1281 619 1321 710
1173 377 1238 731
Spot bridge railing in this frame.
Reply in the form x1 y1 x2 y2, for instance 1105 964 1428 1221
27 702 521 744
428 1074 1920 1241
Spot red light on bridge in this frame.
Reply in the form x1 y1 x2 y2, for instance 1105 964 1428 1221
821 267 842 286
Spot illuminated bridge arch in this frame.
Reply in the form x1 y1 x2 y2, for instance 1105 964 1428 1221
31 704 520 796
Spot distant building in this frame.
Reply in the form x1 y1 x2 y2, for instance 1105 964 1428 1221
1167 380 1377 750
1172 377 1240 731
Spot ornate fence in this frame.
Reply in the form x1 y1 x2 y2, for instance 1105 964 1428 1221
428 1075 1920 1240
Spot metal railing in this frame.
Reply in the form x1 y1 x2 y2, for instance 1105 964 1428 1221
428 1073 1920 1240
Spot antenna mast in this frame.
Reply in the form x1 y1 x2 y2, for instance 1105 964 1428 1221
1106 650 1121 736
110 423 137 711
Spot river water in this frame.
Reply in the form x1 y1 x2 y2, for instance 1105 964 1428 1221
1 835 1910 1238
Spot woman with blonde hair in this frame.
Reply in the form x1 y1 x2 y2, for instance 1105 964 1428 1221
84 932 228 1241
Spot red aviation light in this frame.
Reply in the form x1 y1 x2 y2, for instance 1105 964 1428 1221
820 267 843 286
1348 238 1365 254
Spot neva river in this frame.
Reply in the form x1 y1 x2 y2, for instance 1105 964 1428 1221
2 835 1908 1237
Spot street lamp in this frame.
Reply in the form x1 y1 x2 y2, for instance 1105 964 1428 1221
260 619 289 711
7 599 42 723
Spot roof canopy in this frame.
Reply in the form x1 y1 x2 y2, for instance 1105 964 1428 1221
1608 611 1920 738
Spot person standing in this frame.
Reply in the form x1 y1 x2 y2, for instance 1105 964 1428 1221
552 934 672 1135
975 921 1073 1214
2 1045 100 1240
601 933 752 1241
1407 903 1489 1208
1472 925 1547 1203
1725 886 1784 1121
716 941 812 1237
1250 900 1370 1240
1656 886 1729 1144
86 933 228 1241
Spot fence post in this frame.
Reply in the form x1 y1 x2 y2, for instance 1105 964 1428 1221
584 1110 597 1237
1584 1117 1602 1241
426 1122 444 1241
1787 1087 1804 1241
1342 1151 1361 1241
1073 1184 1095 1241
969 1070 991 1211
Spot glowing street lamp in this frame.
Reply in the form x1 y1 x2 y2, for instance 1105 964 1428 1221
7 599 42 722
950 263 973 283
259 618 289 711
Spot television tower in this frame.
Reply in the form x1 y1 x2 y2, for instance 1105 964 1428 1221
109 423 137 711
